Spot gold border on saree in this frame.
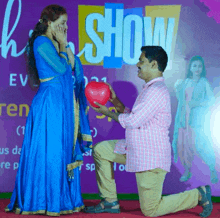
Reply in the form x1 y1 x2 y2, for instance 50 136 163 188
81 134 92 142
40 76 57 82
5 205 85 216
85 106 89 115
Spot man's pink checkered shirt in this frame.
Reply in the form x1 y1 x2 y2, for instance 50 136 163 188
114 77 172 173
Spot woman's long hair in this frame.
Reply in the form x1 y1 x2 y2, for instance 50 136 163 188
186 55 206 79
26 5 67 88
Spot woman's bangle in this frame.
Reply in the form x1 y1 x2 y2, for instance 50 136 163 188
66 44 70 48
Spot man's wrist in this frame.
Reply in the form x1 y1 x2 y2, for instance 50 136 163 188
111 97 125 113
111 97 119 104
105 110 120 122
106 110 113 117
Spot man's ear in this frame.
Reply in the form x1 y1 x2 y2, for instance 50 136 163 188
151 60 158 69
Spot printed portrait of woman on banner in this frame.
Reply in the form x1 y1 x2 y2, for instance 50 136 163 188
172 55 218 184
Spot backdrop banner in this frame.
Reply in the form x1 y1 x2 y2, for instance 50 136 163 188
0 0 220 196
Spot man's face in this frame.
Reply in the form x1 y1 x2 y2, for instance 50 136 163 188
136 52 152 82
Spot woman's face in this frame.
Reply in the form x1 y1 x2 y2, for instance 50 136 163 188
50 14 68 33
190 60 203 77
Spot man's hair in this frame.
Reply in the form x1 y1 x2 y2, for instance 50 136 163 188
141 46 168 72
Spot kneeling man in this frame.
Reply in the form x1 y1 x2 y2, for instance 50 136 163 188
85 46 212 217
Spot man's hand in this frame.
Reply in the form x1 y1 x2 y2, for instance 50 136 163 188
105 82 125 113
91 102 110 116
105 82 116 102
91 102 120 123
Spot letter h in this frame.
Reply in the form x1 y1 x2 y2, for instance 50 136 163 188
103 3 124 68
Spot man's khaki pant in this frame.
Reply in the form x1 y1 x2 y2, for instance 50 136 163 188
93 140 199 217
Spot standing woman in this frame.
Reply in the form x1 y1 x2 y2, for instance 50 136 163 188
172 55 218 184
5 5 92 216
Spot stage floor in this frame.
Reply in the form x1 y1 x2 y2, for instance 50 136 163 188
1 199 219 217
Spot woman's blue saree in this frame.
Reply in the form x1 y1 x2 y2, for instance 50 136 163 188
5 36 92 216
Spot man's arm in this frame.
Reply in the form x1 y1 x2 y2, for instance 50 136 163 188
91 102 120 123
106 83 126 113
107 95 127 122
91 83 129 123
111 97 125 113
105 111 120 122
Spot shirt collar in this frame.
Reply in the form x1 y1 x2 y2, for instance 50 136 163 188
143 77 164 89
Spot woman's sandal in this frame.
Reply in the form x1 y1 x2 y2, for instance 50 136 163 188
84 199 120 213
197 185 213 217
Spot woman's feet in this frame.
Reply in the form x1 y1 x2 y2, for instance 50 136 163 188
197 185 213 217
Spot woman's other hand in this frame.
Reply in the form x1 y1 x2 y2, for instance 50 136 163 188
53 25 67 45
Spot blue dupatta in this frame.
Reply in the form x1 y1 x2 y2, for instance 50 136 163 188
67 55 93 177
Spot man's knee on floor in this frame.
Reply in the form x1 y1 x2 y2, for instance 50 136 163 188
140 201 159 217
141 207 157 217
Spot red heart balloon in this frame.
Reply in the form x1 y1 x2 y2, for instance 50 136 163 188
85 82 111 108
